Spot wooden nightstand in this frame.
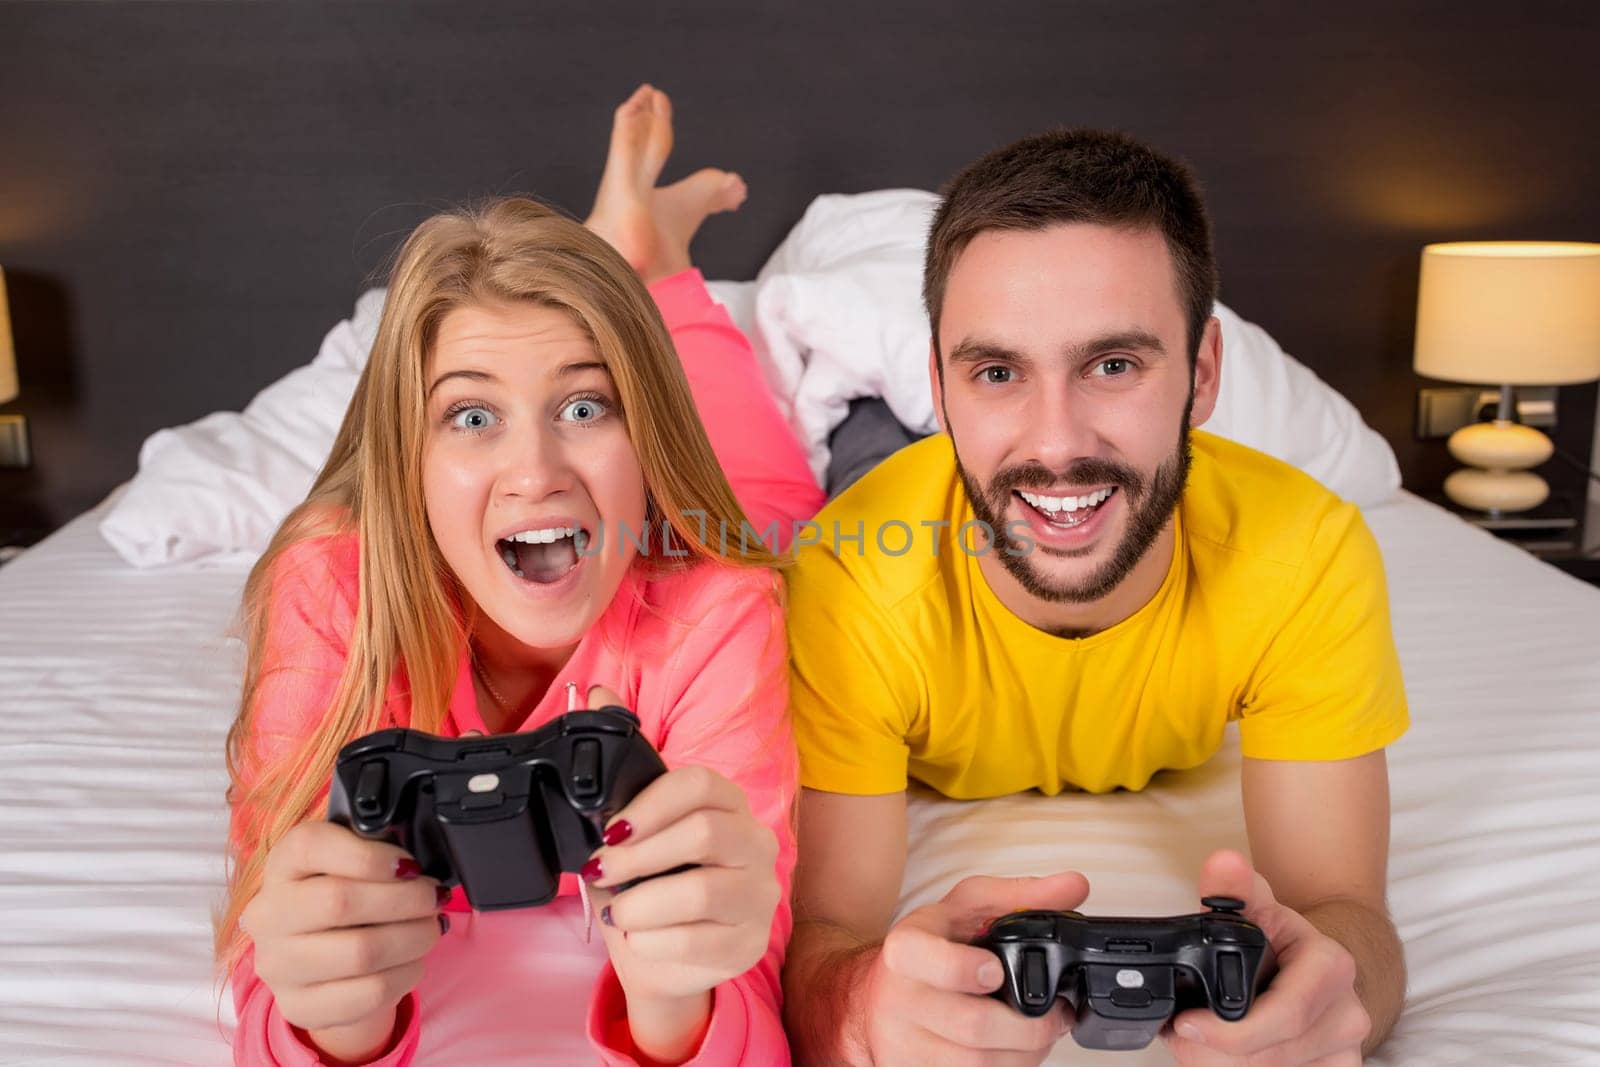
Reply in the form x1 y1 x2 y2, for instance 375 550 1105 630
1433 492 1600 587
1544 554 1600 586
0 526 50 567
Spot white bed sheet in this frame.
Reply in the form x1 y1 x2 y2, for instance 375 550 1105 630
0 489 1595 1065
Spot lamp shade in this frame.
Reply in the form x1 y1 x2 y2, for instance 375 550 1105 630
1413 241 1600 385
0 266 16 404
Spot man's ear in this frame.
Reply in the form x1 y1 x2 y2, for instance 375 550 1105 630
1188 315 1223 428
928 341 949 434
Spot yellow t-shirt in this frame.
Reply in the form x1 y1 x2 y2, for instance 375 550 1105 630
787 430 1409 798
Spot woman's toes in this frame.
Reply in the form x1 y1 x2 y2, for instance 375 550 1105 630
658 168 746 219
711 171 747 214
615 83 652 119
643 88 675 181
608 84 655 162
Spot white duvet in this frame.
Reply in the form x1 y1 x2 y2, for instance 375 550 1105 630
1 490 1596 1065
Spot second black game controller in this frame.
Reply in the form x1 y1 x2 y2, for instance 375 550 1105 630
977 897 1277 1051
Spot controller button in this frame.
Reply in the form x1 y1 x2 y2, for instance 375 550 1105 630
992 913 1057 941
1208 922 1243 944
1114 969 1145 989
1109 987 1154 1009
1022 948 1052 1007
460 790 504 811
467 773 500 793
1203 896 1246 914
572 739 602 799
354 761 387 819
1218 950 1245 1006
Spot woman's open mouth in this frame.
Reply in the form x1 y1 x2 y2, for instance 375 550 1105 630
495 526 591 584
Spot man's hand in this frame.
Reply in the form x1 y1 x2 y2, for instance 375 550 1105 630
1162 849 1371 1066
858 872 1088 1067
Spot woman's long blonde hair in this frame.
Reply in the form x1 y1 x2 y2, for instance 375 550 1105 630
216 198 784 976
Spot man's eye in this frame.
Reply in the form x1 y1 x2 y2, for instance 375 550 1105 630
449 406 498 431
560 397 608 422
1095 358 1132 377
982 366 1013 384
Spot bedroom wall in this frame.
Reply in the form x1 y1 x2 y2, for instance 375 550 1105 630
1 0 1597 535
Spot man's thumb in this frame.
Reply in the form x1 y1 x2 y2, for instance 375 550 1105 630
1197 849 1273 910
943 871 1091 941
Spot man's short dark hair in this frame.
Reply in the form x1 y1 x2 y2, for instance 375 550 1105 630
923 128 1218 366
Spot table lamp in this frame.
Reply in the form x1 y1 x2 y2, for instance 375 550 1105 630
0 266 16 405
1414 241 1600 514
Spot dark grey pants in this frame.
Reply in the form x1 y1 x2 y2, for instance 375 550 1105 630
825 398 931 500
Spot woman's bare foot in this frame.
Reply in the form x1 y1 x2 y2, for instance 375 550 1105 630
584 84 746 283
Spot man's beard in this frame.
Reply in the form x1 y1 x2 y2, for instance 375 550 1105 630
954 414 1193 606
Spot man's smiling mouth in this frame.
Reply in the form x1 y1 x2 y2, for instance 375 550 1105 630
1016 487 1118 529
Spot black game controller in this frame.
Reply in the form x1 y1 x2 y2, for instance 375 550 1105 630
327 707 667 910
977 898 1277 1051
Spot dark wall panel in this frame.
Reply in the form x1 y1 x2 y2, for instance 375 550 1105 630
1 0 1597 529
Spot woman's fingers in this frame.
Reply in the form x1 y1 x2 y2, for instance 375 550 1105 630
262 820 420 886
611 919 762 967
603 764 749 844
247 821 446 1035
257 913 442 987
269 874 443 936
604 865 779 932
272 959 427 1034
589 802 775 889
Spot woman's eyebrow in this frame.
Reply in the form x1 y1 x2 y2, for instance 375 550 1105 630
426 368 497 398
553 360 610 379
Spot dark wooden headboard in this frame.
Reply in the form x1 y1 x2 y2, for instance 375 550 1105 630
3 0 1597 531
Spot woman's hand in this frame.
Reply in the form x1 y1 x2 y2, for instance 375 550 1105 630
580 687 782 1062
241 821 446 1062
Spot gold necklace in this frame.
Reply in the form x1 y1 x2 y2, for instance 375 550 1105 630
469 644 516 718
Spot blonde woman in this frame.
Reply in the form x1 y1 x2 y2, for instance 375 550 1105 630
218 86 822 1066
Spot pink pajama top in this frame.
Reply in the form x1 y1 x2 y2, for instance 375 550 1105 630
228 270 822 1065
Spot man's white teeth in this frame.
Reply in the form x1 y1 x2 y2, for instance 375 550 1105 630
506 526 576 544
1019 487 1115 514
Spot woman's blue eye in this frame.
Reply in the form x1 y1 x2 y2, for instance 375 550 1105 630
449 406 498 431
560 397 607 423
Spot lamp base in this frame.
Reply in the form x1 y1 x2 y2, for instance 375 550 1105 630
1441 419 1553 515
1446 419 1554 468
1443 467 1549 515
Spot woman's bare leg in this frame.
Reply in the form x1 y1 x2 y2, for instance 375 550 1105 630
584 84 747 284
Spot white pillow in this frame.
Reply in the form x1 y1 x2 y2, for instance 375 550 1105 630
753 190 1402 507
98 285 761 568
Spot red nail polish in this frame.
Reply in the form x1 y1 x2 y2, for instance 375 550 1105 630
395 858 421 880
603 820 633 846
438 913 450 935
436 885 452 906
580 856 604 883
